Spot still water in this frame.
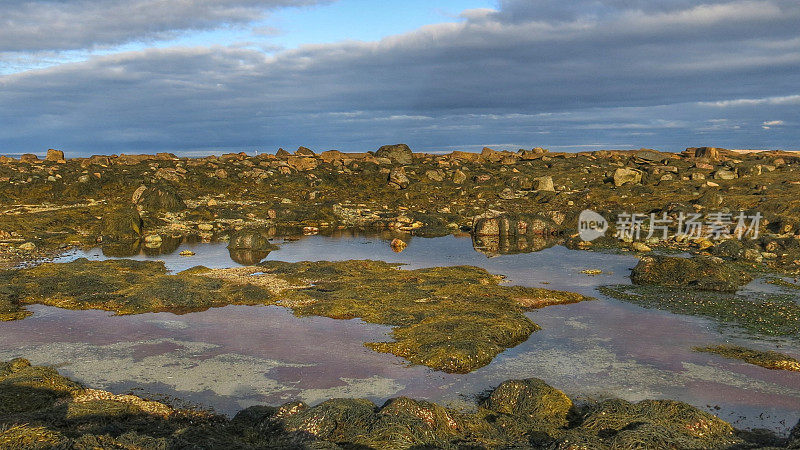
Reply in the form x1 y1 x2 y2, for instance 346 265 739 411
1 233 798 433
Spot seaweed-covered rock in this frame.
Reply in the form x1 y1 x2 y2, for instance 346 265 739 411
482 378 572 427
101 206 143 241
577 399 739 449
380 397 459 431
281 398 377 441
631 255 752 292
376 144 413 165
227 231 278 252
789 419 800 448
134 185 186 212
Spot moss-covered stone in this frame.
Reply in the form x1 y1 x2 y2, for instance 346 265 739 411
481 378 573 428
631 255 753 292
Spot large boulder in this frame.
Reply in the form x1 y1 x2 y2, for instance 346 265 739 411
45 149 65 162
133 185 186 212
631 255 752 292
482 378 572 427
376 144 413 165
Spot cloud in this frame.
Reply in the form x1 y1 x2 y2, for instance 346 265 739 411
0 0 329 52
1 0 799 154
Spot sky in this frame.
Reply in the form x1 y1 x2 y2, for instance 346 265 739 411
0 0 798 156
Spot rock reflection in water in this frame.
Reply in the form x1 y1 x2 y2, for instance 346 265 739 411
472 234 558 256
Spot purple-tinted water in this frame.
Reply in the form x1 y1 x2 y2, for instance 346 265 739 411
1 234 798 433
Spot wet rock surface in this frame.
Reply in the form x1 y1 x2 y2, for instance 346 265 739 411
2 359 787 449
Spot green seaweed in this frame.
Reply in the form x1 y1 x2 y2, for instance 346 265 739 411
695 345 800 372
0 258 590 373
600 284 800 339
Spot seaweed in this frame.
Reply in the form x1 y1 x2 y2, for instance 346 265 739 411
3 360 782 449
695 345 800 372
599 284 800 339
0 258 590 373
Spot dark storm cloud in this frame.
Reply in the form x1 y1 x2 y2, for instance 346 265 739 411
0 0 329 52
1 0 798 154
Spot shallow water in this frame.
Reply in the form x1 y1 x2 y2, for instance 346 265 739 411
1 233 799 433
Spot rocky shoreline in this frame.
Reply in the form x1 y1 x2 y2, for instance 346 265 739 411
2 145 800 272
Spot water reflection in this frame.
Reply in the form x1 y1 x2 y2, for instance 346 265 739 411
5 233 799 433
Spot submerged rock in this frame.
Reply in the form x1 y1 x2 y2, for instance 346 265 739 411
631 255 752 292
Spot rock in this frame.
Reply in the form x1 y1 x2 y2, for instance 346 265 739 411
101 206 143 241
376 144 413 165
631 255 752 292
379 397 458 431
179 250 196 257
713 169 737 180
134 185 186 212
534 176 555 192
481 378 572 427
281 398 377 441
425 169 444 182
45 149 65 162
452 169 467 184
19 153 40 163
499 188 516 200
473 213 557 237
613 168 642 186
481 147 504 163
295 146 316 157
632 242 652 252
287 156 319 171
789 419 800 447
388 166 410 190
227 231 277 252
390 238 408 253
634 149 668 162
131 185 147 204
275 148 291 158
19 242 36 251
694 147 722 160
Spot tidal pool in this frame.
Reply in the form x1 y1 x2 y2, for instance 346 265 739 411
1 233 798 434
